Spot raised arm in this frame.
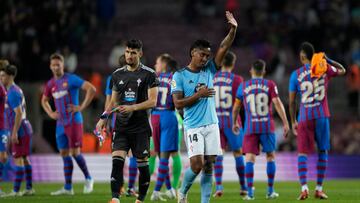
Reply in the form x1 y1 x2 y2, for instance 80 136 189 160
272 97 290 138
214 11 238 67
325 55 346 76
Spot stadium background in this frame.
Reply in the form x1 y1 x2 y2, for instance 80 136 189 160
0 0 360 188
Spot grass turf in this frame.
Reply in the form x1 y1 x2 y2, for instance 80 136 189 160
0 180 360 203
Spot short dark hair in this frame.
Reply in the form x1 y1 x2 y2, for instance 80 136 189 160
189 39 211 57
252 59 266 73
0 65 17 77
118 54 126 67
126 39 143 50
158 53 178 73
222 51 236 67
0 59 9 69
300 42 314 60
168 58 178 73
50 53 64 62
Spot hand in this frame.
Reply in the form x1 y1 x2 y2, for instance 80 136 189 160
197 87 215 98
118 105 135 114
67 104 81 114
283 123 290 138
49 111 59 120
93 128 106 147
232 123 240 135
11 132 19 144
226 11 238 29
96 119 106 131
292 121 298 136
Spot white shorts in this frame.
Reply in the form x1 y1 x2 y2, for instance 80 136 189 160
184 123 222 158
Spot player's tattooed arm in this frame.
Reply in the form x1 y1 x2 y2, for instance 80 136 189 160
215 11 238 67
232 98 242 134
289 92 298 136
41 95 59 120
325 55 346 76
172 87 215 109
272 97 290 138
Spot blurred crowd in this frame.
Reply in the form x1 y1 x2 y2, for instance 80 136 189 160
0 0 99 81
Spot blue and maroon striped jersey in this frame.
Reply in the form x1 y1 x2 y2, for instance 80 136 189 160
155 72 174 111
236 78 278 135
213 71 243 127
289 64 340 122
44 73 84 126
0 84 6 130
5 84 32 137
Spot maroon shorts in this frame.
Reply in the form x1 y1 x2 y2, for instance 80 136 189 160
12 134 31 158
243 133 276 155
297 118 330 154
64 123 83 148
151 114 160 153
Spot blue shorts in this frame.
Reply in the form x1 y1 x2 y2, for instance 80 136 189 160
56 123 83 150
243 133 276 155
0 130 9 152
218 116 244 151
151 110 179 152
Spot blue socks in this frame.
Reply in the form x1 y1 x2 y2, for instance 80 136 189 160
235 156 246 190
179 168 197 195
266 161 276 194
74 154 91 180
63 156 73 190
13 166 24 192
298 155 308 187
214 155 223 191
245 162 254 197
200 172 213 203
128 157 138 189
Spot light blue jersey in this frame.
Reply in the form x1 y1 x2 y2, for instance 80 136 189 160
171 60 218 130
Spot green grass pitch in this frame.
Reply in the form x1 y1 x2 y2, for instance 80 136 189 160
1 180 360 202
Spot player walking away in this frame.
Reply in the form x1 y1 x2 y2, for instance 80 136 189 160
41 53 96 195
232 60 289 200
212 51 247 197
171 11 237 203
150 54 179 201
105 55 139 197
289 42 346 200
0 65 34 197
96 39 159 203
0 60 9 196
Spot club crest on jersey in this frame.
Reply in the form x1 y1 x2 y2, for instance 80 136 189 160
137 78 142 87
119 80 124 85
62 82 68 87
171 80 176 88
195 83 206 92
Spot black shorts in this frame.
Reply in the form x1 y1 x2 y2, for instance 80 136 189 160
112 129 151 159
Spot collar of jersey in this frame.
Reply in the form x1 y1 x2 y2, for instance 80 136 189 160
126 63 143 72
185 67 201 73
